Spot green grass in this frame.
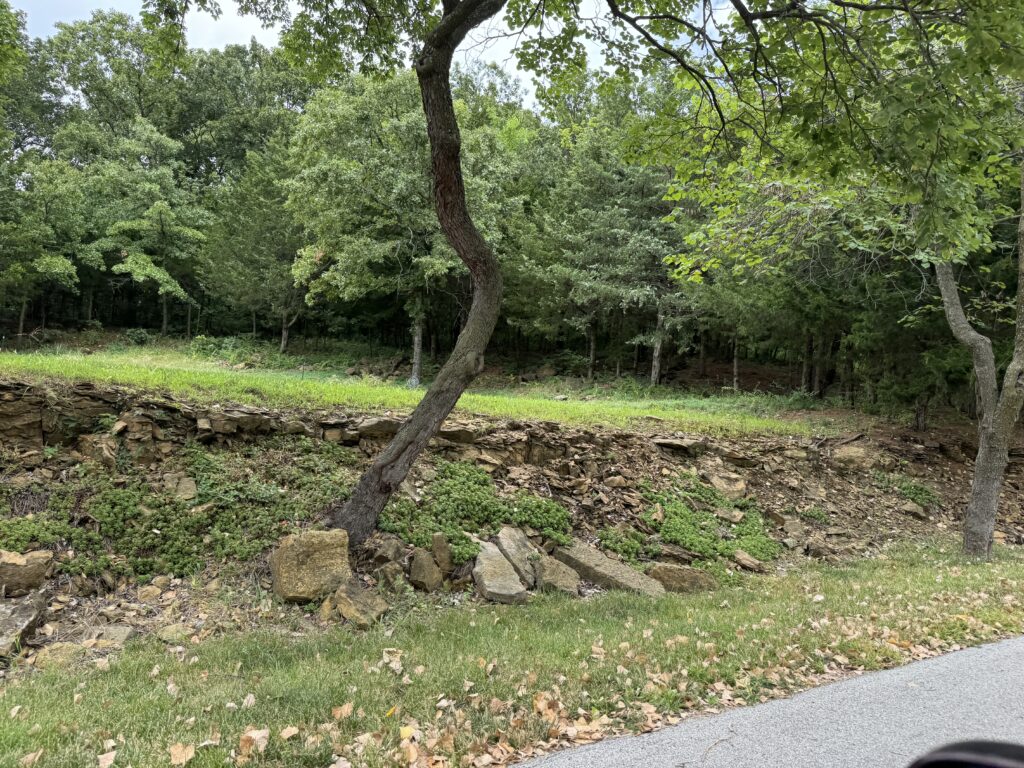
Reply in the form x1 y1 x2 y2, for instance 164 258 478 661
0 348 822 435
3 541 1024 767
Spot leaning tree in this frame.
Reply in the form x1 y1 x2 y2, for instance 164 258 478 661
144 0 1024 547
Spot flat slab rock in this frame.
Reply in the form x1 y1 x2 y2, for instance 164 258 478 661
495 526 537 588
0 550 53 597
473 542 528 604
554 540 665 598
0 591 45 658
269 530 351 603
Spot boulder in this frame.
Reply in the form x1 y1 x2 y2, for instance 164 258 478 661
0 550 53 597
832 442 875 470
533 556 580 595
901 500 929 520
269 530 351 603
174 477 198 501
0 591 45 658
715 508 745 524
332 580 389 629
494 527 537 588
431 532 455 574
805 535 836 559
732 549 767 573
375 562 408 592
708 473 747 501
648 563 716 594
553 540 665 598
84 624 135 648
473 542 528 604
369 535 406 567
409 548 443 592
137 584 162 602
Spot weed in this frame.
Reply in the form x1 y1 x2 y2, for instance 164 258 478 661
873 471 940 508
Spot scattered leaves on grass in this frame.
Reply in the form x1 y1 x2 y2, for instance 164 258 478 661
168 743 195 765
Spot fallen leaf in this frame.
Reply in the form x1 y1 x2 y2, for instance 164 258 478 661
241 693 256 709
279 726 299 741
19 750 43 767
332 701 354 720
169 743 195 765
238 727 269 757
97 750 116 768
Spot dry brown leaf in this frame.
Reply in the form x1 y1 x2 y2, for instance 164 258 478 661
97 750 116 768
332 701 354 720
169 743 195 766
279 726 299 741
238 727 269 757
19 750 43 767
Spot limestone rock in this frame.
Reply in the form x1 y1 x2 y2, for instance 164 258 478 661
732 549 767 573
0 550 53 597
708 473 747 501
473 542 527 604
901 500 928 520
431 532 455 574
137 585 162 602
832 442 875 470
0 591 45 657
715 508 745 524
648 563 716 594
332 580 389 629
84 624 135 648
269 530 351 603
174 477 198 501
494 527 537 588
157 622 192 645
369 535 406 567
553 540 664 598
652 436 707 457
356 417 403 439
533 555 580 595
805 535 836 559
409 548 443 592
33 641 85 669
375 562 408 592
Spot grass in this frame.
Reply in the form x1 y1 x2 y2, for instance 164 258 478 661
0 347 825 436
2 541 1024 767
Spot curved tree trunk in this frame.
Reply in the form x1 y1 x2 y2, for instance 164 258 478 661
408 315 424 387
330 0 507 545
935 166 1024 557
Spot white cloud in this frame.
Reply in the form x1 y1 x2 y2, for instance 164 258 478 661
185 4 283 50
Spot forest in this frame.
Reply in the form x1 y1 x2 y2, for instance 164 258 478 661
1 5 1014 419
5 2 1024 764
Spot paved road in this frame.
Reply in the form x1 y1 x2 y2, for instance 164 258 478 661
524 636 1024 768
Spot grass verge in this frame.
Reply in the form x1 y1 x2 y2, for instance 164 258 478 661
2 541 1023 767
0 349 817 436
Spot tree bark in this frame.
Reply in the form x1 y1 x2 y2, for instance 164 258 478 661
17 298 26 338
935 163 1024 558
801 332 812 392
161 295 169 335
409 315 424 387
650 312 664 385
280 310 299 354
330 0 507 546
186 302 192 339
732 335 740 391
586 324 597 383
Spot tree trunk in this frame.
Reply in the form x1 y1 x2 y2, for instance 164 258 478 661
650 312 664 385
252 309 257 338
280 313 290 353
801 332 812 392
161 295 169 335
186 302 192 339
17 298 26 338
83 288 94 324
586 324 596 383
935 164 1024 559
697 330 706 377
408 315 423 387
732 336 740 390
330 0 507 546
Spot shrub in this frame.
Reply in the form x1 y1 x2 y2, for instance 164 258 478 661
123 328 152 346
379 461 572 565
597 524 660 563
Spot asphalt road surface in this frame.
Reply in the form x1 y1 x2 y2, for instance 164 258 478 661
523 636 1024 768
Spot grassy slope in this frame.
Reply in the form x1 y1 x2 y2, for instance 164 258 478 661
2 542 1024 767
0 349 824 436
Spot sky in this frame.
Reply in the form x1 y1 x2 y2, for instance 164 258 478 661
11 1 533 82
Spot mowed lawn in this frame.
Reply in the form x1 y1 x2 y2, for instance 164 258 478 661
1 542 1023 767
0 348 831 436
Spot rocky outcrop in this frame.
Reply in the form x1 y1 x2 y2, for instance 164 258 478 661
495 526 537 588
0 550 53 597
472 542 528 604
329 580 390 629
554 540 664 598
533 555 580 595
648 563 716 593
409 548 443 592
732 549 767 573
269 530 351 602
0 591 45 658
